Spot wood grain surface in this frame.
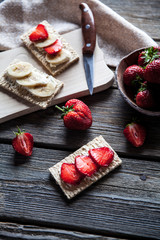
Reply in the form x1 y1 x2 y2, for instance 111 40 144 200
0 222 126 240
0 0 160 239
100 0 160 40
0 89 159 159
0 144 160 239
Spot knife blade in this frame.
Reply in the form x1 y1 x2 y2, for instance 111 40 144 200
79 3 96 95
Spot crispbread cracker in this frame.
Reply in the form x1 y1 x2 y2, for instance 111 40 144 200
49 136 122 199
0 59 63 109
21 20 79 77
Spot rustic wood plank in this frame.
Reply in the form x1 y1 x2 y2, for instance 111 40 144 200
0 89 159 159
0 144 160 239
100 0 160 40
0 222 126 240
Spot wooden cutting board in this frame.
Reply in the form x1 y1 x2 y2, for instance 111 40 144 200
0 28 114 123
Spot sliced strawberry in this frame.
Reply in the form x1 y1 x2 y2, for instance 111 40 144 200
123 122 146 147
12 127 33 156
89 147 114 167
44 39 62 55
29 24 48 42
61 163 82 185
75 155 98 177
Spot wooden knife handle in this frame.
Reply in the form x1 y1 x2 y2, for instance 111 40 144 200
79 3 96 55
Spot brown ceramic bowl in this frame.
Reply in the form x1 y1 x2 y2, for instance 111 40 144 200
115 47 160 116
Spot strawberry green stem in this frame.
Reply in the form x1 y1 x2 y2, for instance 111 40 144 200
55 105 65 112
55 105 75 118
13 126 25 136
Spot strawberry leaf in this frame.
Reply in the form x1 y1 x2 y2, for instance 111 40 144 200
13 126 25 136
55 105 75 118
142 47 160 65
131 74 143 88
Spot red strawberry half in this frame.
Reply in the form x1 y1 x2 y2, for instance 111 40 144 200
44 39 62 55
89 147 114 167
123 65 144 86
61 163 83 185
75 155 98 177
56 99 92 130
123 122 146 147
29 24 48 42
12 127 33 156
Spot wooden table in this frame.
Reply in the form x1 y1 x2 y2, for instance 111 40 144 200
0 0 160 239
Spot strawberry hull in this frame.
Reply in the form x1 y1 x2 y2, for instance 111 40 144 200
138 47 160 67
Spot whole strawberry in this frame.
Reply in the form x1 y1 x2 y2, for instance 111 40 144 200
123 65 144 86
12 127 33 156
136 89 154 109
123 122 146 147
144 59 160 84
56 99 92 130
138 47 160 67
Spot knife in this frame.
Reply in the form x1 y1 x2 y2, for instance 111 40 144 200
79 3 96 95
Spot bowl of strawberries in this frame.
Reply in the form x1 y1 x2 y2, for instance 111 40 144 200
115 46 160 116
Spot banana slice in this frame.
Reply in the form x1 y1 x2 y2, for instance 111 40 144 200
16 72 48 87
35 33 57 48
27 79 56 98
46 49 71 66
7 62 32 79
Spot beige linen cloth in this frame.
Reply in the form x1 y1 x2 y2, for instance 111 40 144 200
0 0 157 67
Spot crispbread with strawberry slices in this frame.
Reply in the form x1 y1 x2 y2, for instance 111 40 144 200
49 135 122 199
0 59 63 109
21 20 79 77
